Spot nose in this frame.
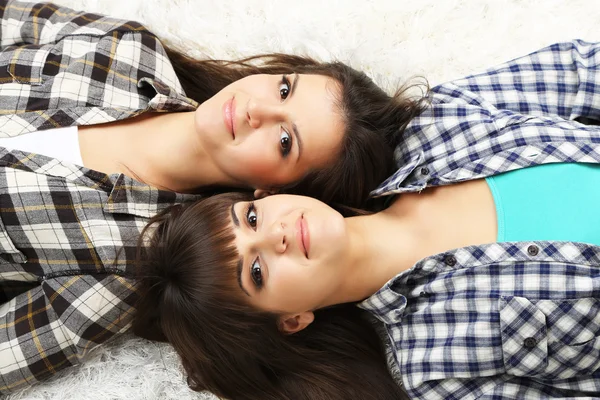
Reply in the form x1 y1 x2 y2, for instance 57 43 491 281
254 220 288 254
246 99 285 129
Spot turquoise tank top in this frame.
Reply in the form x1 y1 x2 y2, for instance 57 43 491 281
486 163 600 245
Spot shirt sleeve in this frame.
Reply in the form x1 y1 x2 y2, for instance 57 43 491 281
0 0 150 47
413 376 599 400
0 274 136 395
448 40 600 122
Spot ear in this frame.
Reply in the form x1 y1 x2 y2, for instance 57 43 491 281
253 188 279 199
279 311 314 334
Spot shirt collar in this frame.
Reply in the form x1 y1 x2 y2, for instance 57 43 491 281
370 151 426 197
0 149 201 218
103 173 201 218
358 268 411 325
139 77 199 112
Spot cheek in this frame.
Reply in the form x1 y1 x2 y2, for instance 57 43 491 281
229 142 286 184
277 263 336 312
270 263 322 311
238 151 278 174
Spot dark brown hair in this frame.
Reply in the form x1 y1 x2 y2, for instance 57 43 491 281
165 47 427 208
133 192 408 400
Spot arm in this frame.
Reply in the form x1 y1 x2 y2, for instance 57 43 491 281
0 274 135 394
0 0 149 47
448 40 600 122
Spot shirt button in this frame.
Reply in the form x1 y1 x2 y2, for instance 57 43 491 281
420 167 430 175
419 291 430 298
524 337 538 349
527 245 539 256
444 255 457 266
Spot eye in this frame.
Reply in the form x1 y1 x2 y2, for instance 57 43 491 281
246 202 258 229
279 75 291 100
280 129 292 157
251 258 263 288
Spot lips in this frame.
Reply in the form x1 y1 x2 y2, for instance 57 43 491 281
295 214 311 258
222 97 236 139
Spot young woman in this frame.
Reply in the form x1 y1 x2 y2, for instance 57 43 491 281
0 0 424 208
0 1 427 395
1 0 600 392
131 42 600 399
135 174 600 399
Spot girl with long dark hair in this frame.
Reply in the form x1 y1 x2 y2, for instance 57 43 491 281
1 0 425 208
136 182 600 399
0 1 425 394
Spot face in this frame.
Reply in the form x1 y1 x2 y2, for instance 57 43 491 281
229 194 349 315
194 73 345 189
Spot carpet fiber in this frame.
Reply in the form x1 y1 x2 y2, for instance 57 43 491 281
7 0 600 399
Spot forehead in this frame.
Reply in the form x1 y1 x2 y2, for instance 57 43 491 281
291 74 342 108
293 74 345 168
295 73 342 114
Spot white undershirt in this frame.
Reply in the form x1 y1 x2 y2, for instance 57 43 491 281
0 126 84 166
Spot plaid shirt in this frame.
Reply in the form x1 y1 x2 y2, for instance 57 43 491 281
360 241 600 399
0 149 198 395
0 0 197 135
372 39 600 197
365 40 600 398
0 1 202 394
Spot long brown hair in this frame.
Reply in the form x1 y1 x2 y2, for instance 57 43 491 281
133 192 408 400
165 47 427 208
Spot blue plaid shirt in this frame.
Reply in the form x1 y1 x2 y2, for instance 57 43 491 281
359 242 600 399
372 39 600 198
363 40 600 399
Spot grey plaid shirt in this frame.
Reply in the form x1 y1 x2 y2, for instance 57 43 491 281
0 0 197 134
0 0 202 394
0 148 198 394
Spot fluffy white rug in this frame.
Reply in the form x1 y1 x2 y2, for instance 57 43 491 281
6 0 600 399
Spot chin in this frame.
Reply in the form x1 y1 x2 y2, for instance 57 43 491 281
194 115 220 147
314 218 347 258
192 110 205 134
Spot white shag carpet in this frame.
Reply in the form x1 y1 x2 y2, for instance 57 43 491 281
6 0 600 399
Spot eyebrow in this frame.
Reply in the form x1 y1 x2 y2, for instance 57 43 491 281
230 203 239 227
290 74 303 160
237 259 250 297
230 203 251 297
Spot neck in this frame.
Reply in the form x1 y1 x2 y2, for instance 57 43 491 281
80 112 241 192
325 210 421 306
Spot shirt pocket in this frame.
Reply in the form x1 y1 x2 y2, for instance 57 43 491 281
499 296 600 380
0 216 27 264
0 44 53 86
